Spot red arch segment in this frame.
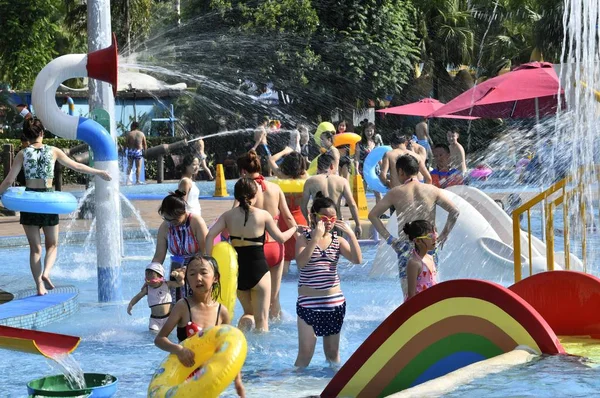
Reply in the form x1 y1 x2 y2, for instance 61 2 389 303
509 271 600 336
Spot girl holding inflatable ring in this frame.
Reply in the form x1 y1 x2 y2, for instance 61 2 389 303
0 118 111 296
154 255 245 397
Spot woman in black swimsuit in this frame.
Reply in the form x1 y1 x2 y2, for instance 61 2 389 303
206 178 297 332
154 255 245 396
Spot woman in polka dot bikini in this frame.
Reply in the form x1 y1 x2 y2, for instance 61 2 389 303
294 192 362 367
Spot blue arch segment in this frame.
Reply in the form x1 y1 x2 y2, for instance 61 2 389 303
76 117 117 161
411 351 487 387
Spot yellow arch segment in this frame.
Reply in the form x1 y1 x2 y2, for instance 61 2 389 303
339 297 541 397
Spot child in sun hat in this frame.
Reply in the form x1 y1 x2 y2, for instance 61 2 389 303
127 262 184 333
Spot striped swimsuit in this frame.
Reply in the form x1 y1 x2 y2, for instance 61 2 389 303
296 230 346 337
167 214 200 261
167 214 200 300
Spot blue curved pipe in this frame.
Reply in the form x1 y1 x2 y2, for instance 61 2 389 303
77 118 117 161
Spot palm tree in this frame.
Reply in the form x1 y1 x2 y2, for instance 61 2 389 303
414 0 475 99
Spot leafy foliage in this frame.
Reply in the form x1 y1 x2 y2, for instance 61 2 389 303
0 0 61 89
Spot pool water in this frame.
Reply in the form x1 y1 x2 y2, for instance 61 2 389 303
2 208 600 397
0 241 400 397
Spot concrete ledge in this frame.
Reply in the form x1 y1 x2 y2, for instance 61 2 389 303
0 285 79 329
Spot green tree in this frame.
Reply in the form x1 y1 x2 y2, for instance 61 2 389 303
0 0 61 89
168 0 419 119
413 0 475 99
62 0 154 55
313 0 420 112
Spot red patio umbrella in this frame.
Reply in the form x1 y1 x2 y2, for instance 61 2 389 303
377 98 477 119
430 62 564 120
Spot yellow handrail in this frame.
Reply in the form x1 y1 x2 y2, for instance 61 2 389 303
512 170 589 283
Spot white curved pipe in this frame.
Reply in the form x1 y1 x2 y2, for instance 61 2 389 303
32 54 86 140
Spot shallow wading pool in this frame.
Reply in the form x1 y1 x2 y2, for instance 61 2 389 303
1 212 599 397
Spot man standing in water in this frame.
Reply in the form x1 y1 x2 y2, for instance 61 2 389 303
447 128 467 173
301 153 362 237
380 133 431 188
415 118 433 164
369 154 460 296
126 122 147 185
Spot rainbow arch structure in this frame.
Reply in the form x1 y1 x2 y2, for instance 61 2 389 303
321 279 564 398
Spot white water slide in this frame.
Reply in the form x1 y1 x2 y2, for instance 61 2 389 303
371 186 582 285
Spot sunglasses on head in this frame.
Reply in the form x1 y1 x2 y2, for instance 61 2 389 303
415 232 437 241
315 213 337 223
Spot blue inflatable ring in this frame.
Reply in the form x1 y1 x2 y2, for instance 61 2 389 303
363 146 392 194
1 187 78 214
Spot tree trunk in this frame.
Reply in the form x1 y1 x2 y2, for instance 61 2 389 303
175 0 181 26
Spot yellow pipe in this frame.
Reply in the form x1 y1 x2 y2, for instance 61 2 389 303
578 81 600 102
545 202 555 271
513 210 522 283
581 194 587 272
562 188 570 270
527 209 532 277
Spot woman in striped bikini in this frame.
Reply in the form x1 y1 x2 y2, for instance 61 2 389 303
294 192 362 367
152 190 209 300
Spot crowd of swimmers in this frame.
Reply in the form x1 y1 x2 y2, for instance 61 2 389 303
0 117 465 397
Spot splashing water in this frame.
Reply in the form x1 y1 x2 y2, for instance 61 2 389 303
118 192 154 245
555 0 600 269
48 354 86 391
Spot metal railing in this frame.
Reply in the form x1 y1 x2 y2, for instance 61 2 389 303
512 170 590 283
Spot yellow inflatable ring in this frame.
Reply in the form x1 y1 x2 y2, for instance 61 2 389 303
148 325 247 398
271 178 306 193
211 242 238 319
334 133 361 155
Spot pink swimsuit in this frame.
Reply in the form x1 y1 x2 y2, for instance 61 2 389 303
404 250 437 300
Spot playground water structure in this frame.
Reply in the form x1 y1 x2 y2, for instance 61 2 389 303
31 35 122 302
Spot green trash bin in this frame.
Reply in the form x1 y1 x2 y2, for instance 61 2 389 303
27 373 117 397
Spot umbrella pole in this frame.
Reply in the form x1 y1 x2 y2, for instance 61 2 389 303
466 121 473 152
535 97 540 140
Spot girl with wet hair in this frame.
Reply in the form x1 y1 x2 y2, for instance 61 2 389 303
0 118 112 296
152 190 209 300
155 255 245 397
177 154 202 216
236 150 297 321
206 177 297 332
269 151 308 180
294 192 362 367
403 220 438 300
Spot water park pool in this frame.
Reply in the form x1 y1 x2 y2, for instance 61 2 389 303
1 208 600 397
0 240 399 397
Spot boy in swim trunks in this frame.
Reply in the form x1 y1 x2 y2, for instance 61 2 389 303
127 262 184 332
125 122 147 185
368 154 460 298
